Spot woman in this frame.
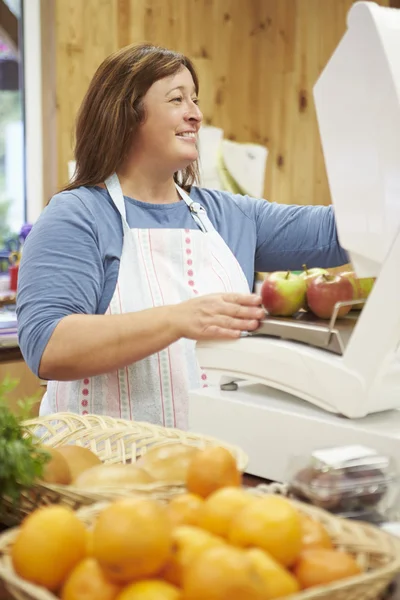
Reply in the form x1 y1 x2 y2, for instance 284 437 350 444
17 43 348 428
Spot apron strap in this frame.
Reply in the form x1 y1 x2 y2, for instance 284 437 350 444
105 174 127 220
104 174 131 236
175 183 215 234
104 173 214 235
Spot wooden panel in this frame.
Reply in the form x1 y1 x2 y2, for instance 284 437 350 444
55 0 118 189
55 0 390 205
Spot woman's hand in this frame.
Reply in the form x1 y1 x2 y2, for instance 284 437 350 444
170 293 265 341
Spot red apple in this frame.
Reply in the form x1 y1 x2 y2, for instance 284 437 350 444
261 271 307 317
341 270 375 310
306 274 354 319
299 264 330 309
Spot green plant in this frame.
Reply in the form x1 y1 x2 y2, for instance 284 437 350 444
0 377 50 521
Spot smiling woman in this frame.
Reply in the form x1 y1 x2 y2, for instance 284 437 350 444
115 65 203 200
16 43 348 428
63 44 202 198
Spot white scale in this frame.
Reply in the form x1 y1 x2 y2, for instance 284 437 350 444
188 1 400 482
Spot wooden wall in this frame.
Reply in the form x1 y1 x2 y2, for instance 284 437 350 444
55 0 391 206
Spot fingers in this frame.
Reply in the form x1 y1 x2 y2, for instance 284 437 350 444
203 326 242 340
180 292 265 342
225 316 260 331
229 303 265 321
202 294 265 335
206 315 260 334
222 293 263 306
220 294 265 319
203 319 259 340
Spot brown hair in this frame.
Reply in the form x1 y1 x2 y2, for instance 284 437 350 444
62 43 200 193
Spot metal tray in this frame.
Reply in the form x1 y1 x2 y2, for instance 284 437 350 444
251 300 362 355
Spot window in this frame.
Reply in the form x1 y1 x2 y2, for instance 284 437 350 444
0 0 25 272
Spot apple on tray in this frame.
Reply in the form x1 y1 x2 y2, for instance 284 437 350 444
299 264 329 309
261 271 306 317
306 273 354 319
300 264 329 287
340 270 375 310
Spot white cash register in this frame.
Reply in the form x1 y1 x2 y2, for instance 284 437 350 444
188 1 400 482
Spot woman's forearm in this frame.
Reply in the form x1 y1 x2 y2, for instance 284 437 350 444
38 307 180 381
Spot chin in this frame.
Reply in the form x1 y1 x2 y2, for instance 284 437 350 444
173 153 198 173
171 140 198 163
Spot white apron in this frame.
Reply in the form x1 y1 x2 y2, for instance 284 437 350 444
41 174 250 429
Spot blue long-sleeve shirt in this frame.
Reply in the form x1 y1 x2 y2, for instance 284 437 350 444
16 185 348 376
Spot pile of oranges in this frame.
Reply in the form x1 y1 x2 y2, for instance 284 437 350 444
9 446 362 599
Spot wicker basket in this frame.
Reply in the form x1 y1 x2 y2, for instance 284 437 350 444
1 486 400 600
1 413 248 526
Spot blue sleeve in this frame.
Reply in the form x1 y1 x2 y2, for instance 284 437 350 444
16 193 105 377
254 200 349 272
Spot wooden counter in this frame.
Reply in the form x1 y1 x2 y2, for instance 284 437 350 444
0 346 22 364
0 292 16 310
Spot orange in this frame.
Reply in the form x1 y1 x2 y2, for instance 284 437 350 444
246 548 300 598
61 557 121 600
294 548 362 589
116 580 181 600
182 544 265 600
92 497 172 583
198 487 254 538
299 514 333 550
11 505 87 591
85 528 94 556
165 493 204 528
228 496 302 567
186 446 241 498
161 525 225 587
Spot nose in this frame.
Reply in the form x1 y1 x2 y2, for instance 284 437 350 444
186 100 203 124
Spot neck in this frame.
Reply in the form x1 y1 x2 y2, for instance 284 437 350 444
116 155 180 204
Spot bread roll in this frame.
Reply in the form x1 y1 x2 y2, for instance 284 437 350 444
73 463 154 488
136 442 200 482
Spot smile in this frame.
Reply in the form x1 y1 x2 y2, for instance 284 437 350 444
176 132 197 140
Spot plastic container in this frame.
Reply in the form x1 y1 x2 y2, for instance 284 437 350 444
287 445 400 522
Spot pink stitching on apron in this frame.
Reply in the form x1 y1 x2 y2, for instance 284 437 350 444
148 230 176 427
116 283 124 416
139 231 166 425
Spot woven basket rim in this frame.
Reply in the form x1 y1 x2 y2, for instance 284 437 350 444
4 415 249 512
1 489 400 600
23 414 248 468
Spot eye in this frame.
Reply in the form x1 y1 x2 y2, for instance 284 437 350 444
192 98 199 105
171 97 183 103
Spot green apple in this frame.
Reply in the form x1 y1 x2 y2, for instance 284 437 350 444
261 271 307 317
340 271 375 310
300 264 329 286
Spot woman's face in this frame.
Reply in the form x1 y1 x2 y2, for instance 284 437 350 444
134 66 203 173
